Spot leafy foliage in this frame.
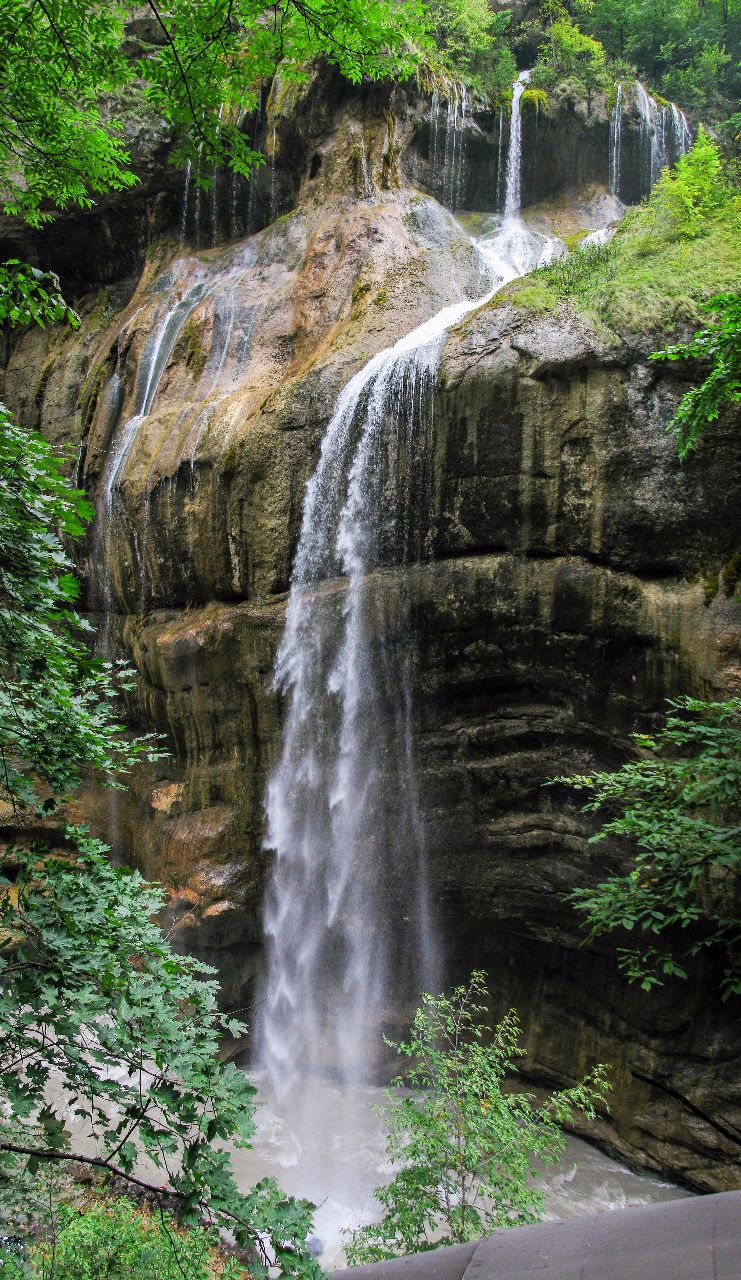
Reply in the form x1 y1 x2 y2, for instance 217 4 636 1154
580 0 740 117
0 0 433 225
0 405 158 813
344 973 610 1263
1 1196 247 1280
650 293 741 459
0 831 322 1277
554 698 741 999
0 262 79 331
424 0 516 98
645 127 726 240
531 16 611 107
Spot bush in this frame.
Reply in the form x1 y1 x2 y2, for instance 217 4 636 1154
537 240 616 297
646 127 725 240
554 698 741 999
532 17 611 108
423 0 516 99
8 1198 246 1280
344 973 609 1263
650 292 741 458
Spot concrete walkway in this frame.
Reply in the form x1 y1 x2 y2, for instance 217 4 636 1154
332 1191 741 1278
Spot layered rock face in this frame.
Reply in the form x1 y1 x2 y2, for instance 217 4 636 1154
2 75 739 1192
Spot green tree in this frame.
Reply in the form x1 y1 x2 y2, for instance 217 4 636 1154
532 16 611 108
645 127 726 241
0 0 432 226
555 698 741 999
344 973 609 1264
650 293 741 459
580 0 740 114
424 0 516 98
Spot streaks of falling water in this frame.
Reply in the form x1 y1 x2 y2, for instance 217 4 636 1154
609 82 623 199
430 86 469 212
94 270 209 615
496 101 505 211
180 161 192 247
360 133 373 200
504 70 530 216
259 71 553 1101
636 82 671 190
671 102 692 158
635 82 692 196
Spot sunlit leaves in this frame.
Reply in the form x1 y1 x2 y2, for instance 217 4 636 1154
0 0 433 224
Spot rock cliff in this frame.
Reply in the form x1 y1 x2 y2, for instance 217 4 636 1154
2 72 739 1193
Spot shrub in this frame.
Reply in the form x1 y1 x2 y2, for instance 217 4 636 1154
646 127 725 240
344 973 609 1263
13 1198 247 1280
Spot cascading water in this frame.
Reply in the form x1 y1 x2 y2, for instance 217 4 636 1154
671 101 692 156
258 69 556 1101
504 69 530 216
93 269 209 615
495 102 505 209
430 85 469 211
609 82 623 198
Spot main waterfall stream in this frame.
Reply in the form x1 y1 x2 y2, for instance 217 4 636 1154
257 68 555 1099
242 74 689 1266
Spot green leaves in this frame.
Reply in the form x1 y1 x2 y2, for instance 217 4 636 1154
0 0 433 224
0 261 80 330
0 404 160 813
646 128 727 241
0 831 324 1277
651 291 741 459
344 972 610 1263
555 697 741 998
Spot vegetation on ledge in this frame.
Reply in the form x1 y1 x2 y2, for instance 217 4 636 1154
511 134 741 337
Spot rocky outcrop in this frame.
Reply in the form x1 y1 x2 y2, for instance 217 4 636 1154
2 77 739 1191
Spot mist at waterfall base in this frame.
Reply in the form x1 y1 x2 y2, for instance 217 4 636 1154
228 1075 687 1268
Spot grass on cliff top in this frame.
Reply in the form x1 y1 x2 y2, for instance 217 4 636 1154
510 191 741 339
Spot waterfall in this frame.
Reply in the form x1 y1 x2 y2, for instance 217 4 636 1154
259 73 552 1099
671 102 692 158
635 82 693 196
609 83 622 198
504 70 530 216
94 270 208 612
430 85 469 211
495 102 505 210
360 134 373 200
180 161 192 246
